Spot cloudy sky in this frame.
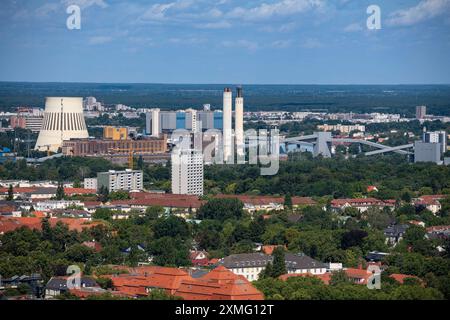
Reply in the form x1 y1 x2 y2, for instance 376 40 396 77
1 0 449 84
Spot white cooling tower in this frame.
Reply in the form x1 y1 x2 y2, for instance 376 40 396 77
35 97 89 152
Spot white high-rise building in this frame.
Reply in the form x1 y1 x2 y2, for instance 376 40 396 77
223 88 233 163
187 108 200 133
35 97 89 152
423 131 447 154
97 169 143 192
235 87 244 159
151 108 160 137
172 149 204 196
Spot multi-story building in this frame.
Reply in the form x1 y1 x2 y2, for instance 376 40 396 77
84 178 98 190
97 170 143 192
62 136 167 157
220 252 327 282
423 131 447 154
171 149 204 196
317 124 366 133
416 106 427 119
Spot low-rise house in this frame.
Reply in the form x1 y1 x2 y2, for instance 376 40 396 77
45 276 98 299
384 224 409 246
365 251 389 262
220 252 327 281
426 225 450 240
280 266 375 285
331 198 395 213
35 200 84 211
413 195 444 214
190 251 209 267
216 195 316 213
0 201 22 217
389 274 423 286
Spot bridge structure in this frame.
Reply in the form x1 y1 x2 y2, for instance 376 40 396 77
282 132 414 158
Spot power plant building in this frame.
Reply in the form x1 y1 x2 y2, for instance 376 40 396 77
35 97 89 152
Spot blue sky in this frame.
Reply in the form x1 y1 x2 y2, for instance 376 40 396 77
1 0 450 84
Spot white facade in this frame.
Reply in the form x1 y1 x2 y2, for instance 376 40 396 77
97 170 143 192
35 97 89 152
35 200 83 211
171 149 204 196
223 88 233 163
84 178 98 190
151 108 160 137
235 87 244 159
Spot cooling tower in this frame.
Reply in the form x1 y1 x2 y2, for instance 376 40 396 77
35 97 89 152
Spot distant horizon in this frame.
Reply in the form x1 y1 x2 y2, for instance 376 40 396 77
1 81 450 86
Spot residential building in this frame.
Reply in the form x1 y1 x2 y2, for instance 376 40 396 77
45 276 98 299
84 178 98 190
220 252 327 281
423 131 447 154
384 224 410 246
171 149 204 196
330 198 395 212
414 141 442 164
97 169 143 192
416 106 427 119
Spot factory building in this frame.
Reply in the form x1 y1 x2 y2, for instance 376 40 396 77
62 136 167 157
35 97 89 152
103 127 128 140
145 108 223 135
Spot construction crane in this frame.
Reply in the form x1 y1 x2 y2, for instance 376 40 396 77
108 147 154 169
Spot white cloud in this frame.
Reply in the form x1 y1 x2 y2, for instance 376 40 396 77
195 21 231 29
343 22 363 32
61 0 109 9
227 0 324 21
271 39 293 48
89 36 113 44
387 0 450 27
221 39 259 50
301 38 323 48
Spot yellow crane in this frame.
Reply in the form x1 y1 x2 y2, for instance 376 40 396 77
108 147 154 169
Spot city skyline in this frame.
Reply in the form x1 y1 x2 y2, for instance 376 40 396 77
1 0 450 84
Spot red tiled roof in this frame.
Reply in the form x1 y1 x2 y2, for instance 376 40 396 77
215 194 316 206
0 187 38 194
331 198 394 207
64 188 97 195
279 273 332 285
389 273 423 285
262 245 286 255
175 266 264 300
0 217 103 233
426 225 450 233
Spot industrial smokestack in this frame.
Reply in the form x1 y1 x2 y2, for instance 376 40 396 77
235 87 244 160
223 88 233 162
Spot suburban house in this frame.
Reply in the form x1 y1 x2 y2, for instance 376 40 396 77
413 195 445 214
330 198 395 213
45 276 98 299
190 250 209 267
219 252 327 281
384 224 410 246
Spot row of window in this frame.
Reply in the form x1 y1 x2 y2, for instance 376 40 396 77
42 112 86 131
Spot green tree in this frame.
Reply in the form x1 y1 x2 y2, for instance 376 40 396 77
197 198 244 221
56 182 65 200
272 247 287 278
6 184 14 201
284 194 293 211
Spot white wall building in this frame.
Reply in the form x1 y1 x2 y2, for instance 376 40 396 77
84 178 98 190
97 170 143 192
171 149 204 196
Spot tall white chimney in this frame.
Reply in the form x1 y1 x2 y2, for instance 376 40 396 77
223 88 233 162
235 87 244 160
151 108 160 137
